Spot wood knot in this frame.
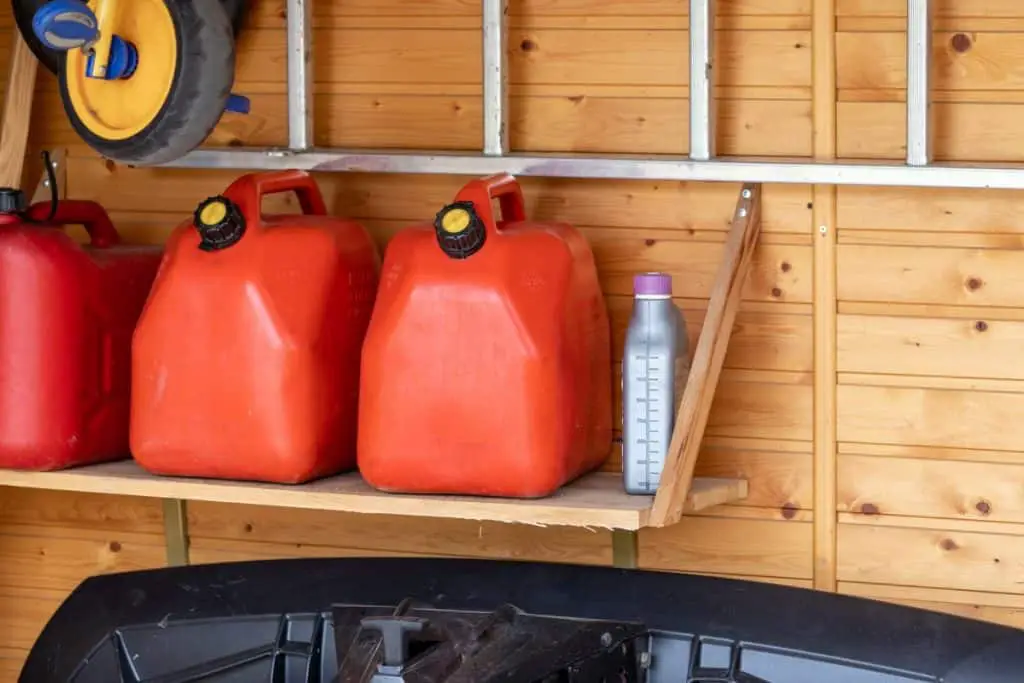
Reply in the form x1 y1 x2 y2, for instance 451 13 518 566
109 541 122 553
976 499 992 516
861 502 880 516
780 261 792 273
243 523 254 533
950 33 972 53
940 538 959 551
780 502 798 519
966 277 983 291
104 159 117 173
520 38 538 52
975 320 988 332
227 138 244 147
568 95 584 104
645 238 656 246
770 287 783 298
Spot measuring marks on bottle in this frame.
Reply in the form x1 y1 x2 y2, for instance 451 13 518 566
631 351 666 492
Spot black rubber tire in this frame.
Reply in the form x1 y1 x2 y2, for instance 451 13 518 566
58 0 236 165
12 0 247 75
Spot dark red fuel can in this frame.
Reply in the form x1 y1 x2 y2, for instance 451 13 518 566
0 189 162 470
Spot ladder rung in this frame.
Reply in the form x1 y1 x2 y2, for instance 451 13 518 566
287 0 313 152
906 0 933 167
263 0 949 181
689 0 715 161
483 0 510 157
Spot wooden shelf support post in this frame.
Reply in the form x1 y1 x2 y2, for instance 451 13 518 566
162 498 190 566
648 183 763 528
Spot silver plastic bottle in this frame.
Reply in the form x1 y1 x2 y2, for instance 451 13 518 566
622 272 690 495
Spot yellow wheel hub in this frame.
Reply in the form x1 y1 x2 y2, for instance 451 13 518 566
65 0 177 140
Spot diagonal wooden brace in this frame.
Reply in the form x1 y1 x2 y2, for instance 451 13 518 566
648 183 763 528
0 33 39 189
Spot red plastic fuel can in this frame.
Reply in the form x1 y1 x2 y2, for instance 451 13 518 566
358 174 612 498
0 190 162 470
131 171 380 484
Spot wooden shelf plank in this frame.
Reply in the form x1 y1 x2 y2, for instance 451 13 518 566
0 461 747 531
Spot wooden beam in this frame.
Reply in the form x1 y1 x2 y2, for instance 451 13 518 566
812 0 839 593
648 182 763 528
0 34 38 189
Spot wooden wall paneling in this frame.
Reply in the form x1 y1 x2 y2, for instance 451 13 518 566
811 0 838 592
838 185 1024 234
0 489 164 533
16 0 1024 671
0 489 167 671
838 313 1024 384
61 161 818 234
834 0 1024 610
30 89 814 157
837 244 1024 308
838 454 1024 523
837 31 1024 93
64 156 816 233
639 515 813 581
838 383 1024 452
186 503 615 566
837 518 1024 595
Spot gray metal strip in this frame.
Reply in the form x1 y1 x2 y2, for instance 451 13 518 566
287 0 313 151
165 148 1024 189
162 498 190 567
689 0 716 161
611 530 639 569
906 0 934 166
482 0 509 156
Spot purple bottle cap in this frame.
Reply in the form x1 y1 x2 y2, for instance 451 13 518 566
634 272 672 297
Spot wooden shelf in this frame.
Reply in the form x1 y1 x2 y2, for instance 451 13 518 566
0 182 762 543
0 461 747 531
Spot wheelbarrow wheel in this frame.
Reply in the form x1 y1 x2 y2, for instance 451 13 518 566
12 0 247 76
57 0 236 165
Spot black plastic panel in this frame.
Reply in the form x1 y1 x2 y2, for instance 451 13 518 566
21 557 1024 682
